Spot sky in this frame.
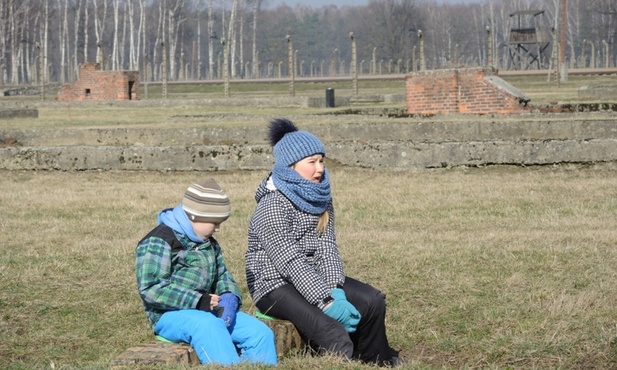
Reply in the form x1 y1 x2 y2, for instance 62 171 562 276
265 0 477 9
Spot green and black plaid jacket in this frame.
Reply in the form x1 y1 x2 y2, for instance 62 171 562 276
135 224 242 329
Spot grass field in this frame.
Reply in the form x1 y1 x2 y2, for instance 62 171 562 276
1 73 617 369
1 165 616 369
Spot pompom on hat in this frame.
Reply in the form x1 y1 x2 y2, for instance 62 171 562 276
268 118 325 167
182 178 231 224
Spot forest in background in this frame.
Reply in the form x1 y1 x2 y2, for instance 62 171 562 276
0 0 615 86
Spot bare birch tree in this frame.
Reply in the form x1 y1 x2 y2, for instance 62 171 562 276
93 0 109 67
5 0 617 87
112 0 119 69
228 0 239 78
9 0 18 84
168 0 187 80
0 0 5 84
153 0 165 80
43 0 49 83
128 0 136 70
120 1 128 69
22 1 32 83
251 0 260 78
73 0 84 79
207 0 215 79
140 0 146 78
239 2 244 78
84 0 89 62
58 0 69 83
196 0 203 79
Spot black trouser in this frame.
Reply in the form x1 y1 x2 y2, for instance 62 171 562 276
256 277 396 366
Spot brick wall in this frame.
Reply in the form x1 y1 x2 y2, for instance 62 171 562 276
406 67 531 114
57 63 140 102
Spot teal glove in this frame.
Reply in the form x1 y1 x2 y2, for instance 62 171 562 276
322 288 361 333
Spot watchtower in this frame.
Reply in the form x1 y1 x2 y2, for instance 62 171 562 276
507 10 552 70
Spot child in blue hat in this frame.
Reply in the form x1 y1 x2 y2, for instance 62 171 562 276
245 119 404 367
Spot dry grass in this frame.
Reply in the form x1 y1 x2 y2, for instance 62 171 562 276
502 74 617 105
1 73 616 369
1 164 617 369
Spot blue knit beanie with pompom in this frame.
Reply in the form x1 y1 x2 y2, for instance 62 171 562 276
269 118 325 166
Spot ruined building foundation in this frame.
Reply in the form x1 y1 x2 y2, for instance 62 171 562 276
57 62 139 102
406 67 531 114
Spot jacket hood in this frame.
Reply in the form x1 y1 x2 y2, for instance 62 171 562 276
255 173 276 204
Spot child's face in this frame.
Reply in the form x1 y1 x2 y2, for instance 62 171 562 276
292 154 325 183
191 221 220 240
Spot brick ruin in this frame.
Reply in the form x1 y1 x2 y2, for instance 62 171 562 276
57 62 139 102
406 67 531 114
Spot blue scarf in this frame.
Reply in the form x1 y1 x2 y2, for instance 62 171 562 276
271 163 331 215
157 205 204 243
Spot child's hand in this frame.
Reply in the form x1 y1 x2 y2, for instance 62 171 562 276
197 293 220 313
322 288 361 333
218 293 239 329
210 294 220 310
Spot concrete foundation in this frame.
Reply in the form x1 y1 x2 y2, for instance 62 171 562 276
1 116 617 171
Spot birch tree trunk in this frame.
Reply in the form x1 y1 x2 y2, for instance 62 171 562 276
252 0 260 78
221 0 227 77
228 0 238 78
153 0 164 80
128 0 136 70
120 0 127 69
43 0 49 83
196 0 203 79
93 0 108 68
168 5 176 79
0 0 5 84
94 0 101 64
168 0 187 80
112 0 119 69
59 0 69 84
15 0 27 84
207 0 214 79
9 0 18 84
24 5 32 83
73 0 83 79
239 4 244 77
84 0 89 62
139 0 146 79
568 0 582 68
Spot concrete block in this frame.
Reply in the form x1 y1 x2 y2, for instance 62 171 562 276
578 85 617 99
0 109 38 119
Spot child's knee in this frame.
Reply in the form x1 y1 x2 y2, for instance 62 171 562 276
252 318 276 343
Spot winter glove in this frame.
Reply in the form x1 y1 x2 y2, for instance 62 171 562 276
218 293 239 329
197 293 215 312
322 288 361 333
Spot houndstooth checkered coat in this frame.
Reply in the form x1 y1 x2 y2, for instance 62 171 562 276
245 175 345 310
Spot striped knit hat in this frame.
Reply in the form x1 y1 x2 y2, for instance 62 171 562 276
182 178 231 224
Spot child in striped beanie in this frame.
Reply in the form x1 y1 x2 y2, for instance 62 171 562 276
135 178 277 366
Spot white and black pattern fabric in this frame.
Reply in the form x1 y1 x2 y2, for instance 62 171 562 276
246 175 345 310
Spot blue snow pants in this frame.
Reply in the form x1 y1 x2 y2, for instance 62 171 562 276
154 309 278 366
